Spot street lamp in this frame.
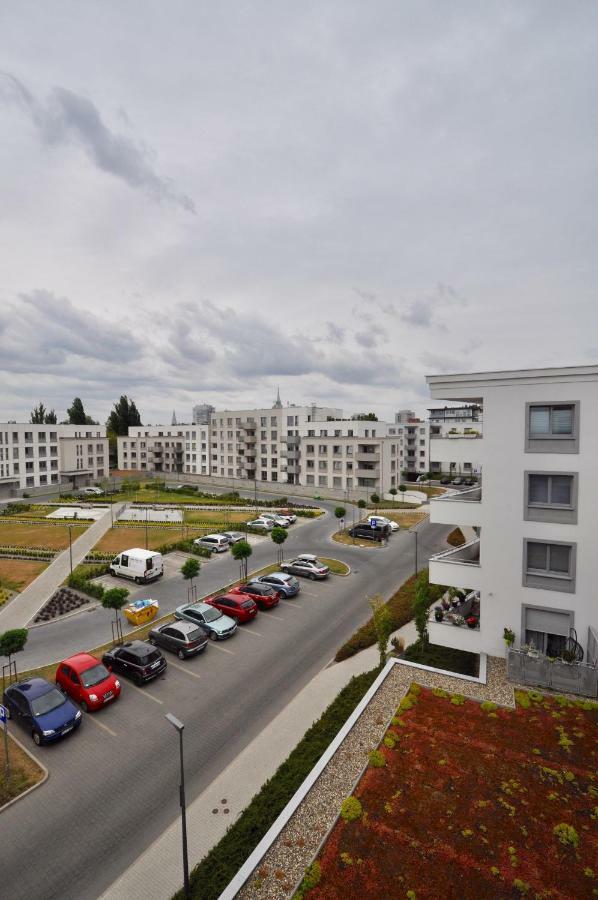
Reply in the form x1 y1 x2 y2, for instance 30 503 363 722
409 529 418 579
165 713 190 899
67 524 73 574
145 507 149 550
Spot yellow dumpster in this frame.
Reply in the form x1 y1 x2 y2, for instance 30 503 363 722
123 598 159 626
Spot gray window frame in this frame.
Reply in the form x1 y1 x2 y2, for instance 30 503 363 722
520 603 574 654
522 538 576 594
525 401 579 453
523 471 578 524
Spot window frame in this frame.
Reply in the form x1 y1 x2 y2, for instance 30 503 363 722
522 538 576 594
525 401 579 453
523 471 578 524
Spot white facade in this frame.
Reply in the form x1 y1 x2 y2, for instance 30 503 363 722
426 365 597 662
428 405 483 476
0 424 108 497
119 425 210 475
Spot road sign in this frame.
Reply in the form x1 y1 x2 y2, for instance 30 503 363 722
370 518 378 528
0 705 6 725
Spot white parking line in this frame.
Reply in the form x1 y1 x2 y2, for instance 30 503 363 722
238 627 263 637
300 590 319 597
84 714 117 737
263 613 286 622
209 642 236 655
166 659 203 679
283 602 304 610
128 683 164 704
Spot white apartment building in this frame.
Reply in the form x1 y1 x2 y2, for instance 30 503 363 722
119 425 210 475
392 410 429 476
426 365 597 675
428 405 483 477
0 424 108 498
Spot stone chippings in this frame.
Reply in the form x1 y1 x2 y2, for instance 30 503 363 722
238 657 513 900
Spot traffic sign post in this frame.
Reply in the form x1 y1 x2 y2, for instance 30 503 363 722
0 704 9 781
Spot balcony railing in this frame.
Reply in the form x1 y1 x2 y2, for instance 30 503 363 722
430 432 482 439
281 434 300 446
434 486 481 503
356 452 380 463
429 539 480 567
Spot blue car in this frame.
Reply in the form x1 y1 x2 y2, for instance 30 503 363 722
254 573 301 598
3 677 82 746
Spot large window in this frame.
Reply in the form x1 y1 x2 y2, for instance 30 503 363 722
522 605 573 657
524 472 577 524
526 402 579 453
523 540 576 593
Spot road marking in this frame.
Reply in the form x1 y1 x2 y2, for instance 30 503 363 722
238 627 263 637
128 683 164 704
209 642 236 655
84 714 117 737
166 659 203 679
300 590 319 597
263 613 286 622
283 601 304 610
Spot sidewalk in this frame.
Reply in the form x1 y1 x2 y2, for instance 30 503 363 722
0 504 125 631
99 619 415 900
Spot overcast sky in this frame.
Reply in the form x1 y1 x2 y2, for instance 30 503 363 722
1 1 597 425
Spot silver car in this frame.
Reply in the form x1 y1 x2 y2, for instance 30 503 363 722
221 531 246 544
280 557 329 580
174 602 237 640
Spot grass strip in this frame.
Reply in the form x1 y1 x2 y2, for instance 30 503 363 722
173 667 380 900
318 557 350 575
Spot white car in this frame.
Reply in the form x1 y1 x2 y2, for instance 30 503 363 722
246 518 274 530
82 486 104 496
367 515 399 532
193 534 230 552
260 513 292 527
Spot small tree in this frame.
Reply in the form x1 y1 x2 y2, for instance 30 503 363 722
181 557 201 588
0 628 28 680
369 595 392 669
357 499 367 510
101 588 129 641
270 526 288 564
413 571 431 649
334 506 346 520
389 487 397 500
231 539 252 581
370 493 380 508
399 484 408 504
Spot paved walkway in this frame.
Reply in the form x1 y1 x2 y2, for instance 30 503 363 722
98 619 417 900
0 504 125 631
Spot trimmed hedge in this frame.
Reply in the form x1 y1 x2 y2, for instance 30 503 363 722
402 641 479 677
334 569 445 662
154 538 212 558
0 546 56 559
67 563 110 600
174 667 379 900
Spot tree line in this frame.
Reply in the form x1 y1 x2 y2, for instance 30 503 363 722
29 395 143 439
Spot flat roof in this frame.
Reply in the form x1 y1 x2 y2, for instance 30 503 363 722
427 364 598 400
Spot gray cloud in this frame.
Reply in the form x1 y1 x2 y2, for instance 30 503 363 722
325 322 345 345
1 73 195 213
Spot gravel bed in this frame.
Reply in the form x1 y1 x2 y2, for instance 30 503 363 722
237 656 514 900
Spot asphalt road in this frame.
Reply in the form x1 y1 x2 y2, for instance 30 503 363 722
2 494 451 900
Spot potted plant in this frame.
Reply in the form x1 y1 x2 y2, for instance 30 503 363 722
561 648 576 664
466 616 478 629
503 627 515 648
434 607 444 622
453 614 465 627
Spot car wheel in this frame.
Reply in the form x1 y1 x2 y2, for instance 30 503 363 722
309 573 316 580
135 577 141 584
109 569 115 577
209 631 218 641
177 649 185 660
81 701 88 713
134 674 143 686
148 637 156 645
32 731 42 746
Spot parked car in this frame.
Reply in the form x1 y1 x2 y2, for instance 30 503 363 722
451 477 464 486
148 621 209 658
205 592 258 622
193 534 230 553
348 523 391 541
109 548 164 584
102 641 167 685
280 556 329 579
246 518 274 530
175 601 238 640
55 653 121 712
367 515 399 532
440 477 451 485
221 531 246 544
254 572 300 597
463 478 476 486
229 582 280 609
3 677 82 746
260 513 292 527
415 475 429 484
278 510 297 523
82 486 104 496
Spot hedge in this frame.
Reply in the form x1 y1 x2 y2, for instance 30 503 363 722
173 667 380 900
402 642 479 677
154 538 212 558
67 563 110 600
0 546 57 559
334 569 445 662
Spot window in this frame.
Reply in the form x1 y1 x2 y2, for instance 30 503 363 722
524 472 577 524
523 539 576 593
522 605 573 657
526 402 579 453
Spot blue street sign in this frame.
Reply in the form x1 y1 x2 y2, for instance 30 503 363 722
371 518 377 528
0 705 6 724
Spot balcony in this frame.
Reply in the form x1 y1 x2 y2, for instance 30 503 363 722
355 466 379 478
356 452 380 463
429 539 481 591
282 434 299 446
430 430 482 439
286 461 300 473
280 449 299 459
430 486 482 527
238 420 256 430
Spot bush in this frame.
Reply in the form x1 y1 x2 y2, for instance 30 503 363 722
368 749 386 767
402 642 479 678
553 823 579 848
67 563 110 600
335 570 445 662
340 796 363 822
176 668 378 900
296 861 322 898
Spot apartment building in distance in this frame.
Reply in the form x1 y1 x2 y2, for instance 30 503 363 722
0 424 109 499
393 409 429 476
427 404 483 477
426 365 598 684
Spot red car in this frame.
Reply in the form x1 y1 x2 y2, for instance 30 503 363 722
56 653 121 712
229 582 281 610
205 593 258 623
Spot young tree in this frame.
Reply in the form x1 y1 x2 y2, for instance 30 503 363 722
334 506 346 520
67 397 88 425
101 588 129 640
357 499 367 509
181 557 201 588
231 539 252 581
106 395 142 435
399 484 408 504
413 571 431 649
270 526 288 564
30 402 47 424
389 487 398 500
370 493 380 506
0 628 28 679
368 595 392 669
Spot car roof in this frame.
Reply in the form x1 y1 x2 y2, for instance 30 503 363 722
61 653 101 670
184 602 212 613
10 677 54 699
119 640 153 656
202 533 227 540
162 620 200 634
121 548 159 559
262 573 291 581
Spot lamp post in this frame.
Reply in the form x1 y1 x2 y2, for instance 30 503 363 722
409 529 418 579
67 525 73 574
145 507 149 551
165 713 190 899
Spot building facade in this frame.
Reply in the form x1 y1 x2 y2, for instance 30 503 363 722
0 424 108 498
426 365 597 666
427 405 483 477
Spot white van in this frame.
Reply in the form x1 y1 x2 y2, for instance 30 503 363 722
109 548 164 583
193 534 230 553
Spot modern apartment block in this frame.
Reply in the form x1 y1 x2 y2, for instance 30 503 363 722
119 425 211 475
426 365 597 674
393 410 429 475
0 424 109 498
428 405 483 477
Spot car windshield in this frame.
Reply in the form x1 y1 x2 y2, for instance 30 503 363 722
137 650 161 666
188 628 204 642
80 663 110 688
241 600 254 609
202 607 222 623
31 688 67 717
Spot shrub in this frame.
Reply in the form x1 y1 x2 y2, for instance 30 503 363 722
553 823 579 848
368 749 386 768
450 694 466 706
340 796 363 822
296 861 322 898
383 734 397 749
481 701 498 712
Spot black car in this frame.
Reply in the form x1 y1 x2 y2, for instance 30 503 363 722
463 478 476 486
102 641 167 685
148 621 208 659
348 523 391 542
440 477 451 485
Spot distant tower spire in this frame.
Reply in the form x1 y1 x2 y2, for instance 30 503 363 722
171 410 177 425
273 387 282 409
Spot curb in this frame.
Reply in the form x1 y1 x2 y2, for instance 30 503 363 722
0 732 49 815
